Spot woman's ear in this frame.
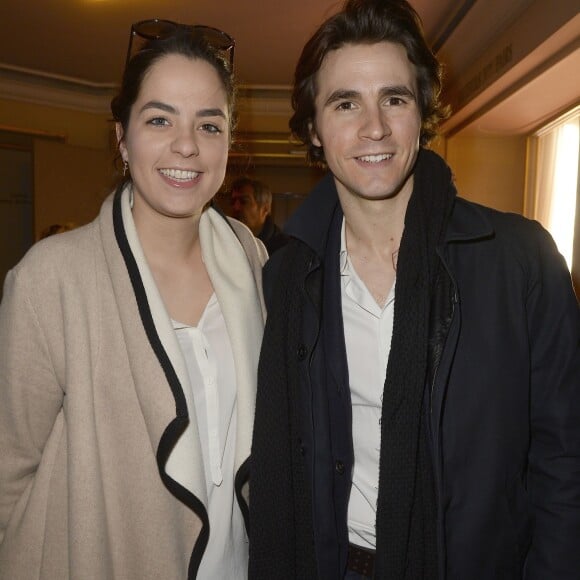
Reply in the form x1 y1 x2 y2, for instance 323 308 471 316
115 123 127 162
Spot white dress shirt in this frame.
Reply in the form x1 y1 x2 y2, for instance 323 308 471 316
173 293 247 579
340 220 395 550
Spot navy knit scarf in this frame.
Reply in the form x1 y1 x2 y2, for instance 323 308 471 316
374 148 456 579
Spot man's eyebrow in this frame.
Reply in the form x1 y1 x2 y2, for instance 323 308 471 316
379 85 416 100
323 85 417 107
324 90 360 107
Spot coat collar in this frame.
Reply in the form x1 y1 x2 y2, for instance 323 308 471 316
100 183 264 510
285 151 495 254
199 208 265 476
285 172 342 259
444 197 495 243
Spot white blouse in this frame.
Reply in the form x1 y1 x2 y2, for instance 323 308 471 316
173 293 247 579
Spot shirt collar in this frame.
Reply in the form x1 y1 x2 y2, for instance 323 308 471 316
339 217 349 275
340 216 395 316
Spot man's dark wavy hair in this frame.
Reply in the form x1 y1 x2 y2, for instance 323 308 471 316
289 0 450 165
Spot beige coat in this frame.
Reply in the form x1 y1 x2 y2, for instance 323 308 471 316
0 186 267 579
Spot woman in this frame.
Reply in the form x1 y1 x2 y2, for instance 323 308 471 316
0 22 266 579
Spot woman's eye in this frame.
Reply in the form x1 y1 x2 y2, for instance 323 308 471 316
336 101 354 111
148 117 169 127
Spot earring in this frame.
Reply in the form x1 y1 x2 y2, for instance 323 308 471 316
123 160 128 176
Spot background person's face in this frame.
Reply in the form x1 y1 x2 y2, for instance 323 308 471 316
230 185 267 233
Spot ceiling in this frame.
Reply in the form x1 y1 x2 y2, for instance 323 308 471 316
0 0 578 137
0 0 460 87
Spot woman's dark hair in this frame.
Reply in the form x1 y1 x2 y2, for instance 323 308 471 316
111 27 236 140
290 0 450 165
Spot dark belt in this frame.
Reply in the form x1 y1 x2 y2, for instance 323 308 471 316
347 543 375 577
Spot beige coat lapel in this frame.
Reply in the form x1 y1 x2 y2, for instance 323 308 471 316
99 192 176 451
120 189 208 504
101 187 265 508
200 208 265 474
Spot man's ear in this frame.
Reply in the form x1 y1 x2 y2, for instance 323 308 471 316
115 123 128 162
309 121 322 148
260 200 272 220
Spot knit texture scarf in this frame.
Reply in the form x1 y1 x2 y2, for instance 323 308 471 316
374 148 456 579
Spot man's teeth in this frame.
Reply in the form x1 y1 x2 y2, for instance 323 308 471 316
159 168 199 180
358 154 392 163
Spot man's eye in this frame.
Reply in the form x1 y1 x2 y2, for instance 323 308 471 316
387 97 405 106
336 101 354 111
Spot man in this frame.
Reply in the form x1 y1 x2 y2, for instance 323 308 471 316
230 176 288 255
249 0 580 579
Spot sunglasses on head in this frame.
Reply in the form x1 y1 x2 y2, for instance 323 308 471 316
126 18 235 69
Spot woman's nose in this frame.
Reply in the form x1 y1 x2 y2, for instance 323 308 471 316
170 130 200 157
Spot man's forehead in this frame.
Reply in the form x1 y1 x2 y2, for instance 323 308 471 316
232 185 255 198
316 41 416 89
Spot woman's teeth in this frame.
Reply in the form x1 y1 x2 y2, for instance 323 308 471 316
159 168 198 180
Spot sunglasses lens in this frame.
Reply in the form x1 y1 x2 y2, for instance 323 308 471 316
126 20 235 68
132 19 177 40
195 25 234 52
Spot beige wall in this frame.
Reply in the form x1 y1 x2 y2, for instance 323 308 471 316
1 97 322 239
445 134 527 213
0 98 111 150
253 164 325 226
1 98 117 238
33 139 116 238
1 96 531 246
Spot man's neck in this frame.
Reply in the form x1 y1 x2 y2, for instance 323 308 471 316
340 188 410 251
339 187 411 306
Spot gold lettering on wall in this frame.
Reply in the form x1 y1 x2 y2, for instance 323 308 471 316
458 44 513 106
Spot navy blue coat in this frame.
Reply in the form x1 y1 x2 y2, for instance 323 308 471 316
250 165 580 579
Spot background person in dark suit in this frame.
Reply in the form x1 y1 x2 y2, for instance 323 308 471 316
230 176 288 255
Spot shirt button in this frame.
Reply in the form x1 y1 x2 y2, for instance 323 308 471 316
335 460 345 475
297 344 308 361
298 438 305 456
